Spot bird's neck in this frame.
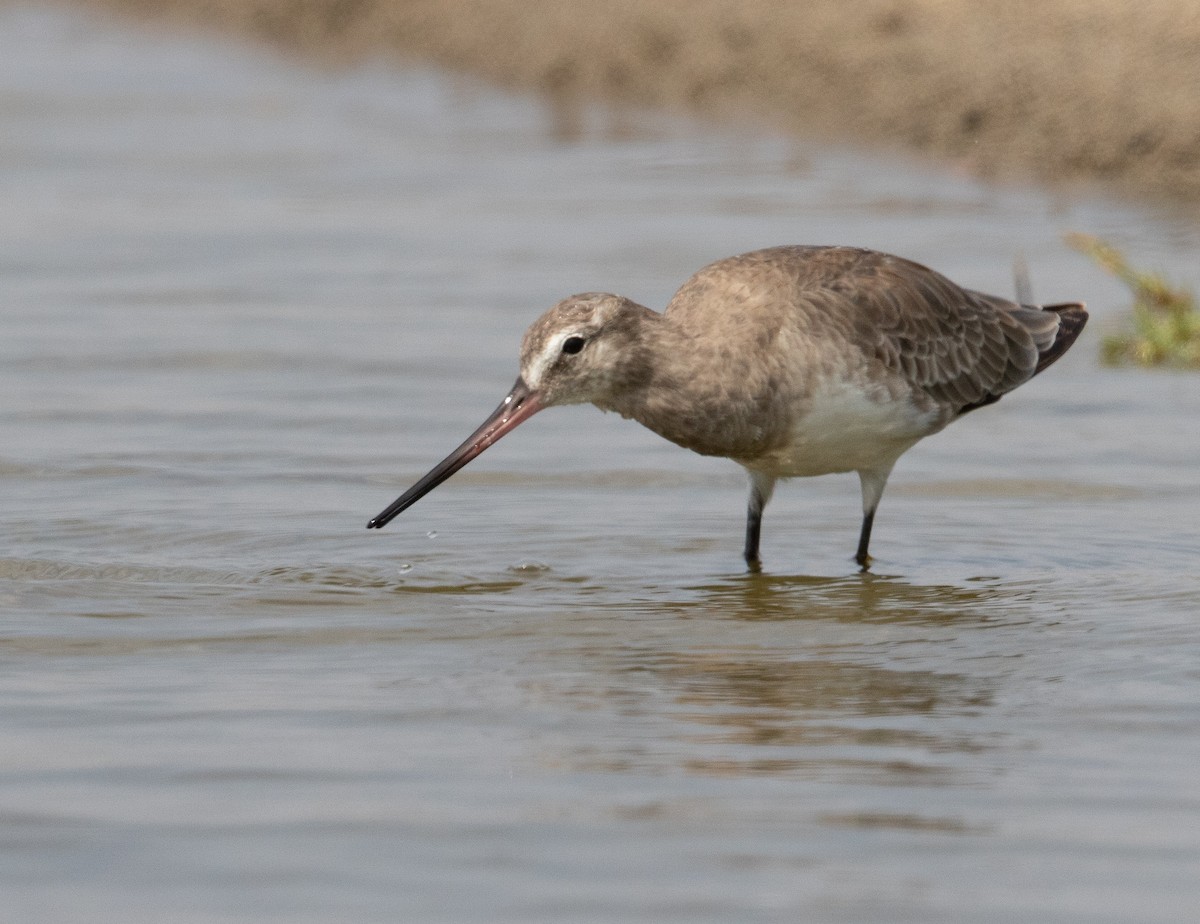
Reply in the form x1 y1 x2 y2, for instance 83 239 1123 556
593 309 777 462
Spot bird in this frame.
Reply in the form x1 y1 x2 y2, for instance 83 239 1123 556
368 245 1087 570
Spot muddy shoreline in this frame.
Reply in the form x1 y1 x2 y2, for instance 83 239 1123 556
55 0 1200 205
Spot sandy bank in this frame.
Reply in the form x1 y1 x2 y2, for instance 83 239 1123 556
57 0 1200 204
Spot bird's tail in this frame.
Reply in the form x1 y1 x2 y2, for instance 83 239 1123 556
1033 303 1088 375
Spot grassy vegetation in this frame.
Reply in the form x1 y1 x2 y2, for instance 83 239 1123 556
1066 232 1200 368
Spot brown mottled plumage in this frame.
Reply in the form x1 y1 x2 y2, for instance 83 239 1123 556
369 245 1087 570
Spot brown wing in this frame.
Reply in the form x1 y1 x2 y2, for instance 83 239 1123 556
835 250 1080 412
665 245 1085 414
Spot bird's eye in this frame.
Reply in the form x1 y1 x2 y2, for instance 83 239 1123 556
561 336 586 355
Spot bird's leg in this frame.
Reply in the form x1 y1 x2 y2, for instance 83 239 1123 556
743 471 776 571
855 468 892 571
854 508 876 570
744 504 763 571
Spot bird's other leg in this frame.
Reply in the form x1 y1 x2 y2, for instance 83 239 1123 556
743 471 776 572
855 508 876 570
855 467 893 571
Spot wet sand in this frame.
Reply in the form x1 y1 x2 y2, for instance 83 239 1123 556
57 0 1200 204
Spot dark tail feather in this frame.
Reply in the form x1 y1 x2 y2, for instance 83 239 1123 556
1034 303 1088 375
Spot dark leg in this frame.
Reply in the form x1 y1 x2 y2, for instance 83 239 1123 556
743 473 773 572
856 468 893 571
854 507 876 571
744 498 763 570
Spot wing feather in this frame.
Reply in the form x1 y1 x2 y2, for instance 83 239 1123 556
844 252 1063 411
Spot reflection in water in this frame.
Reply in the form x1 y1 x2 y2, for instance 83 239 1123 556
682 571 1030 626
652 653 991 784
540 574 1022 790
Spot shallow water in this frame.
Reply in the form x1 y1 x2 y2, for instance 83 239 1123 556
3 5 1200 922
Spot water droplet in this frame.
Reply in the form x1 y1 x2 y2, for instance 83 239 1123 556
510 559 550 574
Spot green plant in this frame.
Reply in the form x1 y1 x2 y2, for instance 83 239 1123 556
1066 232 1200 368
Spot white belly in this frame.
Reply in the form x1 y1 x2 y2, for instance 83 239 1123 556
753 379 947 478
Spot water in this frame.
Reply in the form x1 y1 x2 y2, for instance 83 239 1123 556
3 5 1199 922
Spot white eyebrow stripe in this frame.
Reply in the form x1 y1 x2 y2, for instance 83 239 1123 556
524 331 574 389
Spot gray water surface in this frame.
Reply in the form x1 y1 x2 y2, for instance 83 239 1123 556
3 5 1200 922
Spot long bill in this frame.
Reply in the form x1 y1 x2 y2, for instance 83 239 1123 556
367 377 544 529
